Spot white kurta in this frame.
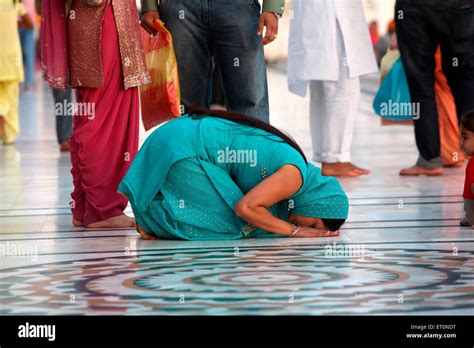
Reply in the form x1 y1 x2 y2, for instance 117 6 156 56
308 23 361 163
288 0 378 97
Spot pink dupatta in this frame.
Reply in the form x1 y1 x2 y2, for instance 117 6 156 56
40 0 68 89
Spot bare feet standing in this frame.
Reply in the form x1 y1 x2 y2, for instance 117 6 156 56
322 162 370 177
86 215 136 229
399 165 443 176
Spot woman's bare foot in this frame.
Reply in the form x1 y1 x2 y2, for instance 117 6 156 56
136 224 159 240
399 165 443 176
72 218 84 227
86 215 136 229
322 162 370 177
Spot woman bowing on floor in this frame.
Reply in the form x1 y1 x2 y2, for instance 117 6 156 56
119 109 350 240
41 0 150 228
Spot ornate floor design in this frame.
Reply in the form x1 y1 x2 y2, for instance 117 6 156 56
1 243 473 315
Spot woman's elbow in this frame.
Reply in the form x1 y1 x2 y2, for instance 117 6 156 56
234 201 253 219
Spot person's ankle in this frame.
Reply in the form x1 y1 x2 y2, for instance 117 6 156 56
417 165 443 171
416 156 443 170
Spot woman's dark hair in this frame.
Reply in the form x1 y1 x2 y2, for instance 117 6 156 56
188 106 307 163
461 110 474 132
322 218 346 232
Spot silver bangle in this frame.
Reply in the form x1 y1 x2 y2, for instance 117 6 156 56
289 224 300 238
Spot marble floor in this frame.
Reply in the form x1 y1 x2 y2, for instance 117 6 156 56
0 68 473 315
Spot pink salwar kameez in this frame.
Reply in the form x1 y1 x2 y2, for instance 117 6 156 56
69 4 141 225
41 0 150 225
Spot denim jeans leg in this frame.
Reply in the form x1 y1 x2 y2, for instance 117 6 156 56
52 88 73 144
395 4 442 167
211 0 269 122
19 28 36 86
159 0 212 112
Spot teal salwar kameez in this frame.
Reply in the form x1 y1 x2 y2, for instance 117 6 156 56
119 115 348 240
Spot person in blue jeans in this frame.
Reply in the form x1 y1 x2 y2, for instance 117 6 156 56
19 27 35 87
141 0 285 123
19 0 36 88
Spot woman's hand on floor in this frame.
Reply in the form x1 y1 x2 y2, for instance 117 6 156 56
294 227 340 238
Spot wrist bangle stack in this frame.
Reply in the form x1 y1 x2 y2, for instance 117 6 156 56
289 224 300 238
